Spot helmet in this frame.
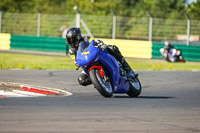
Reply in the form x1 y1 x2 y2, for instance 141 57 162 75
164 41 170 46
66 27 82 47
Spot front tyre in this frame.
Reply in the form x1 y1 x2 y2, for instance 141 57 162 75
127 77 142 97
89 69 113 98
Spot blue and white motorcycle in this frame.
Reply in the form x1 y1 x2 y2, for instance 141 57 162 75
160 48 185 62
75 40 142 98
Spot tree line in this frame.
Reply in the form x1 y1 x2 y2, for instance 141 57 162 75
0 0 199 19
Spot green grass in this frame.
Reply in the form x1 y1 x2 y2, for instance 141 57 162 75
0 53 199 70
128 58 200 71
0 53 76 70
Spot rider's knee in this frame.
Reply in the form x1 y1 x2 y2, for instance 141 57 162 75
107 45 124 63
107 45 119 53
78 73 92 86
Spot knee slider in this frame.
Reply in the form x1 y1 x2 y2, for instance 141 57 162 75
78 73 91 86
107 45 119 52
112 45 119 52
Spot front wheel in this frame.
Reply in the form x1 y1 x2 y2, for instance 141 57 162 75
127 77 142 97
89 69 113 98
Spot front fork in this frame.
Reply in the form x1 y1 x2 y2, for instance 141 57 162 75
88 66 110 82
88 66 104 77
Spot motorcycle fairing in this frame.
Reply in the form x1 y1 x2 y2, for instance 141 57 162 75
76 40 130 93
97 50 130 93
76 40 99 66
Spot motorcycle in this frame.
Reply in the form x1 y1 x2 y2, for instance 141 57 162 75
75 40 142 97
160 48 185 63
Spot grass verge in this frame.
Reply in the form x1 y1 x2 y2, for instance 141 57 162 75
0 53 199 71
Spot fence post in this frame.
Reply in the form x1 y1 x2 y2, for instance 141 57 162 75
80 19 94 38
112 11 116 39
73 6 80 28
37 12 41 37
147 11 153 41
185 13 190 46
0 11 2 33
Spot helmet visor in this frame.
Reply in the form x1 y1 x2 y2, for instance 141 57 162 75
67 38 74 44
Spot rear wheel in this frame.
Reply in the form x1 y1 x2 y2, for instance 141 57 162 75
89 69 113 97
127 77 142 97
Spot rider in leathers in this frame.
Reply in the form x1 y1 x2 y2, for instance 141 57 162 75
66 27 132 86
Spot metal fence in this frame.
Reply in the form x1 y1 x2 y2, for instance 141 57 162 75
0 12 200 44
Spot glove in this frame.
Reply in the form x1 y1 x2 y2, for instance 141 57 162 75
96 40 107 50
69 48 76 60
69 48 76 55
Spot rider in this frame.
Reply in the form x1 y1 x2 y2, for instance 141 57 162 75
160 41 174 59
160 41 185 62
66 27 132 86
164 41 174 52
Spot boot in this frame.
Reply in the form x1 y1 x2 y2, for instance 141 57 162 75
121 59 135 80
78 72 92 86
106 45 135 80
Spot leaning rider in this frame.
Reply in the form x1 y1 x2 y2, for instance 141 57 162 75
66 27 132 86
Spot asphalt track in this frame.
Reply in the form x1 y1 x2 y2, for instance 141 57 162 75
0 70 200 133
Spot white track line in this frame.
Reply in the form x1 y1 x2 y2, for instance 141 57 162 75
0 90 28 97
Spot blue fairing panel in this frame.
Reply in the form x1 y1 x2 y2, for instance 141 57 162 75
97 50 120 90
76 40 99 66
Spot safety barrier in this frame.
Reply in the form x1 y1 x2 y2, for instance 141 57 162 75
10 35 68 53
0 34 199 62
0 33 10 50
99 38 152 59
0 34 68 53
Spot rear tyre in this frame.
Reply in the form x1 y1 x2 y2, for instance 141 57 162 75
127 78 142 97
89 69 113 98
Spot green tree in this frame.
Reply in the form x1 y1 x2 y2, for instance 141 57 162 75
0 0 193 19
139 0 186 18
187 0 200 19
0 0 35 13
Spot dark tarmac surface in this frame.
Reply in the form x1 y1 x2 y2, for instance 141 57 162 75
0 70 200 133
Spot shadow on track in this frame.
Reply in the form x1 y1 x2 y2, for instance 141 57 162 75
113 95 175 99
